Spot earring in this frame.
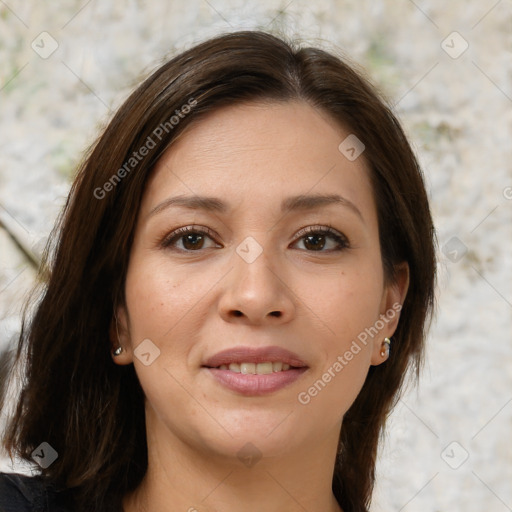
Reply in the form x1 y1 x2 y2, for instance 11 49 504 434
380 337 391 358
113 308 123 356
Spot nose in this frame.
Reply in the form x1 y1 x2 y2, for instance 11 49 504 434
218 242 296 325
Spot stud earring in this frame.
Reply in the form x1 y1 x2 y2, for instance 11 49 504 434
380 337 391 358
113 308 123 356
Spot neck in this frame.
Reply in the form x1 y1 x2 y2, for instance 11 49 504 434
122 405 343 512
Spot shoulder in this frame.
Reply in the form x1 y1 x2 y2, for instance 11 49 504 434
0 471 70 512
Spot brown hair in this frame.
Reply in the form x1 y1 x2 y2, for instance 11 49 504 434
0 30 436 512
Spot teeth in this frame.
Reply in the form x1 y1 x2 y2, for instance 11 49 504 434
255 362 273 374
217 361 293 374
240 362 255 374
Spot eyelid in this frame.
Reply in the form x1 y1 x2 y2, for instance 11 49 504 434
291 224 350 250
161 224 219 247
293 224 345 240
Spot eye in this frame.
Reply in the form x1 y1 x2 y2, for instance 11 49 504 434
161 224 349 253
161 225 219 251
292 225 349 252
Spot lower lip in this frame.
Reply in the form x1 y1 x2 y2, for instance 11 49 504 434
203 367 308 396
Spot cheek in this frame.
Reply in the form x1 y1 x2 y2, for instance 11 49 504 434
124 254 197 340
123 255 219 374
307 263 384 343
123 258 200 410
293 265 383 415
124 266 170 339
296 353 370 429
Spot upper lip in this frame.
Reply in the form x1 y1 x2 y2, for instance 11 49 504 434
202 345 308 368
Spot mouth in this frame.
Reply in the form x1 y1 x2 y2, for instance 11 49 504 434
204 361 302 374
202 345 307 369
201 345 309 396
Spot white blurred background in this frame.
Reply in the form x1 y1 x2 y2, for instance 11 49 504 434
0 1 511 510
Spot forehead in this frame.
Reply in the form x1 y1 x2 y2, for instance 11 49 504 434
141 100 376 225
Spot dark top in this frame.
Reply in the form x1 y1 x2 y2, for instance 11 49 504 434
0 472 69 512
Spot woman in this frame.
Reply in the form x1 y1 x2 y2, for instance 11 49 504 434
0 30 436 512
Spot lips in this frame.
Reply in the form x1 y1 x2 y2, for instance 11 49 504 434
202 345 308 369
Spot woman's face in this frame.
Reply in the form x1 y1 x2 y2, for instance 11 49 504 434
113 100 406 461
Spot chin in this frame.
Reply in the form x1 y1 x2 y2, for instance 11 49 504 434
211 433 301 463
194 412 305 459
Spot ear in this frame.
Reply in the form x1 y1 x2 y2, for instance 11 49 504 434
109 304 134 365
370 262 409 366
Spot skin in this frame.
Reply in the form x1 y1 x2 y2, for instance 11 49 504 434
112 100 409 512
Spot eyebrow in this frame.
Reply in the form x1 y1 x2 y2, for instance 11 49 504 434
147 193 364 222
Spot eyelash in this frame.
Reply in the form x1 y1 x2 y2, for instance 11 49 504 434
160 224 350 253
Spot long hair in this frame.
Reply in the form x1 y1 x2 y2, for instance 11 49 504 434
0 30 436 512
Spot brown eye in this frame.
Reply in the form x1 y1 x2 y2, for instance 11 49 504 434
161 226 218 251
293 226 349 252
161 224 349 253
